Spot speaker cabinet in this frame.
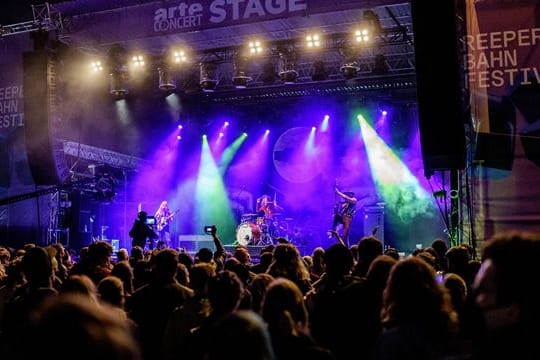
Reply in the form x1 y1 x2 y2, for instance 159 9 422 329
363 205 385 248
23 50 69 185
411 0 466 178
178 235 216 253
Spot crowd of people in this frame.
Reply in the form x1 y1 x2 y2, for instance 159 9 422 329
0 227 539 359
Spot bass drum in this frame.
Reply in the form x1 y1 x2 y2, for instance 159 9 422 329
236 222 261 246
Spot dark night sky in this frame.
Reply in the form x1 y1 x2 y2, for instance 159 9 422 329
1 0 68 25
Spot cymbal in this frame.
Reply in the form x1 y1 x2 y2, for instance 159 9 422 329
242 213 259 217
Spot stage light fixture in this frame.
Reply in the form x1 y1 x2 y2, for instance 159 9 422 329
172 50 187 64
131 55 145 68
340 62 360 80
109 69 129 98
199 62 218 92
277 44 298 84
158 66 176 91
306 33 321 48
248 40 263 55
355 9 382 45
355 29 370 43
339 46 360 80
232 55 252 89
91 61 103 72
106 44 129 98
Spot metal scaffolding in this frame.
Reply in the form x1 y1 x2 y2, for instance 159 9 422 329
0 3 64 37
63 141 147 171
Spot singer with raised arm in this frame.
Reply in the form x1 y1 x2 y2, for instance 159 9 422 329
154 200 176 248
331 184 358 248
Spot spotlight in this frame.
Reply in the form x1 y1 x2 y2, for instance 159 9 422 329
158 67 176 91
355 29 370 43
131 55 145 68
280 70 298 84
199 62 218 92
232 55 252 89
306 33 321 48
248 40 263 55
172 50 187 64
107 44 129 98
339 46 360 80
340 62 360 80
109 70 129 98
233 76 251 89
91 61 103 72
278 44 298 84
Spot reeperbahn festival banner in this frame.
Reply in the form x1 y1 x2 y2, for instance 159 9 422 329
467 0 540 239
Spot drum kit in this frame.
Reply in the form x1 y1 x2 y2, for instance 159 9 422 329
236 213 293 246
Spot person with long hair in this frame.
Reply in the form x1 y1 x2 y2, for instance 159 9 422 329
154 201 175 248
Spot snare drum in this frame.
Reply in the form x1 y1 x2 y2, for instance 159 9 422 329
236 222 261 246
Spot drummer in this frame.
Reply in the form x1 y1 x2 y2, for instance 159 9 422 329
256 194 283 221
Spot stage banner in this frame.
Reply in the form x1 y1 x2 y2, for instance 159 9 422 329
467 0 540 238
56 0 399 44
0 33 34 189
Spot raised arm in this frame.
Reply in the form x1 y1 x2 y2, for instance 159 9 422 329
328 230 346 247
335 187 357 203
210 225 225 256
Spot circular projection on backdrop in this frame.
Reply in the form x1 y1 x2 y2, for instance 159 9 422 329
273 127 322 183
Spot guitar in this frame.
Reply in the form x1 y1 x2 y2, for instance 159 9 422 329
157 209 179 232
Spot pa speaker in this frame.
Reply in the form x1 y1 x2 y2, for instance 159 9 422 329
411 0 466 178
23 50 69 185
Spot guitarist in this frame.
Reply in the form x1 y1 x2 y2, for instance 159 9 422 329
331 183 358 248
154 200 175 248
